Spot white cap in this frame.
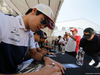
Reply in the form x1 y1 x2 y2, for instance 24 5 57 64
32 4 55 30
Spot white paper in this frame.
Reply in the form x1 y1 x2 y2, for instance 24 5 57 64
18 58 34 72
62 64 80 68
47 55 57 57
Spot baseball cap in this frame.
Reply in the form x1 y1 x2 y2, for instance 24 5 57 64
35 30 46 39
70 28 78 32
32 4 55 30
83 27 94 39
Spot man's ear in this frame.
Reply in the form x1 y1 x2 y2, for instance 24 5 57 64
32 8 37 15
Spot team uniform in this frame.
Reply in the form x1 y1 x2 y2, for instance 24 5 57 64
0 12 35 73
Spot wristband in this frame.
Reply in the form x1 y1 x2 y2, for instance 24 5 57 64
41 55 46 62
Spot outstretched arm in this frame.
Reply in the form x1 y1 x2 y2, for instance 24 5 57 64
28 48 66 74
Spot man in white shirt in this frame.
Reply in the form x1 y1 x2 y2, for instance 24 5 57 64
0 4 65 75
65 28 81 57
59 34 67 53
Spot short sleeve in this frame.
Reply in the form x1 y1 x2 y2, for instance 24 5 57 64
0 23 2 42
75 35 81 42
30 37 35 49
36 43 39 48
30 31 35 49
75 35 81 53
0 12 7 42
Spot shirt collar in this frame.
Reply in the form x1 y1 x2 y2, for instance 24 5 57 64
16 15 27 31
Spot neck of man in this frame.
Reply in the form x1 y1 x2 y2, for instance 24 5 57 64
22 15 30 31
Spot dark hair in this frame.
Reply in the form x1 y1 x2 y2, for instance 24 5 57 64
25 8 43 15
84 27 94 34
58 36 61 38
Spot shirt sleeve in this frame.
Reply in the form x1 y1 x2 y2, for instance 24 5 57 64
75 35 81 53
79 38 84 47
0 21 2 42
37 43 40 48
0 12 7 42
75 35 81 42
30 31 35 49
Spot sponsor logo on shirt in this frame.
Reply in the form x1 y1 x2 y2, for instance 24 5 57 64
18 18 22 26
8 37 20 42
11 27 19 36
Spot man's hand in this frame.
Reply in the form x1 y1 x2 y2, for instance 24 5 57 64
43 57 66 74
48 52 56 56
38 65 62 75
65 32 70 36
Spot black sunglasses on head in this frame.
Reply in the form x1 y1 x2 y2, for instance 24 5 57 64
41 19 48 27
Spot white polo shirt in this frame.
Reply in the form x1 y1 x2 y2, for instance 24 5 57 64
0 12 35 48
65 34 81 53
0 12 35 73
65 37 76 52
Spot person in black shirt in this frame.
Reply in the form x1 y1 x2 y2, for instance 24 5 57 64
79 27 100 68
